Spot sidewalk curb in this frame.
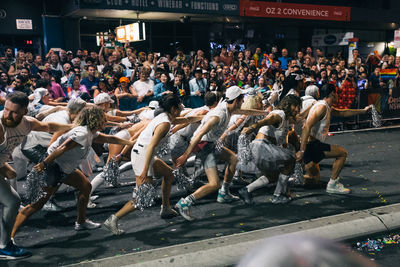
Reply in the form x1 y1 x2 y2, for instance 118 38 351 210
330 124 400 134
68 204 400 267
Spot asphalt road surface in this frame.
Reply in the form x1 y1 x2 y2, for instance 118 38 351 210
6 127 400 266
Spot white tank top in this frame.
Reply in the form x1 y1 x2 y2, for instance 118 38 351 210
258 109 289 145
177 105 210 138
193 101 230 142
0 116 31 166
309 100 331 142
135 112 171 147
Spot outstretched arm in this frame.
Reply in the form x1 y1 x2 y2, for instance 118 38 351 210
241 113 281 136
34 138 79 172
176 116 219 167
93 132 134 146
332 105 371 117
221 115 247 140
27 117 72 133
234 108 268 116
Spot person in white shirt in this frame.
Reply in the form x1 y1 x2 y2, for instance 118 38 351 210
174 86 267 221
297 84 371 194
131 69 154 108
0 92 71 259
11 106 134 239
104 94 201 235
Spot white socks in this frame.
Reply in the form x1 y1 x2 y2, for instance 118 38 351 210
246 175 270 193
274 173 290 196
221 181 231 194
90 172 105 196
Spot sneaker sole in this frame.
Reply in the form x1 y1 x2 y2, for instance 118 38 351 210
160 211 179 219
326 189 351 194
103 222 125 235
0 254 32 260
217 197 239 203
90 195 100 201
75 224 101 231
174 205 195 221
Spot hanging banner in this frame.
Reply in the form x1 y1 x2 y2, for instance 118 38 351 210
312 32 353 47
77 0 239 15
394 29 400 48
240 1 351 21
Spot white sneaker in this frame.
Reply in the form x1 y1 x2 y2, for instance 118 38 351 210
103 214 125 235
74 219 101 231
43 201 62 212
90 195 99 201
87 200 97 209
326 180 351 194
217 189 240 203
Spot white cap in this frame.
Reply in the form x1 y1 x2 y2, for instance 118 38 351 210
225 86 244 101
32 88 48 105
305 85 319 98
94 92 114 105
149 100 159 109
67 97 87 114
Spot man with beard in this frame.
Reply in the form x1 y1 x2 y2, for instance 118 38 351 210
10 75 31 96
0 92 71 259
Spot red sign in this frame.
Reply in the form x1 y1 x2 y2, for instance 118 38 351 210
240 1 351 21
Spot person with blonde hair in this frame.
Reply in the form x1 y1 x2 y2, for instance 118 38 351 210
11 106 134 240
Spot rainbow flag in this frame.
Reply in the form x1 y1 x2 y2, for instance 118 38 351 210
379 69 396 79
263 54 273 68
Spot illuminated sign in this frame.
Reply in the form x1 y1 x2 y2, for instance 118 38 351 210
115 22 146 43
240 1 351 21
78 0 239 15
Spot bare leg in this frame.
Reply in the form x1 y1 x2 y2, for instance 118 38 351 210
62 170 91 224
192 167 220 199
153 158 174 208
11 187 57 238
219 147 238 184
115 199 136 219
323 145 348 180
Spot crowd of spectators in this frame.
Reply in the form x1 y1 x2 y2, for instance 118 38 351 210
1 31 399 124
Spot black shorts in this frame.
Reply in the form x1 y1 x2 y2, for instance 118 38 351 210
304 140 331 164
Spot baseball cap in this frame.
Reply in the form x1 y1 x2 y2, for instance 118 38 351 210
119 77 130 83
194 67 202 73
225 86 244 101
149 100 159 109
67 97 87 114
94 92 114 105
66 51 73 55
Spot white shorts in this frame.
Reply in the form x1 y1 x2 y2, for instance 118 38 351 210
115 129 131 140
131 143 155 177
